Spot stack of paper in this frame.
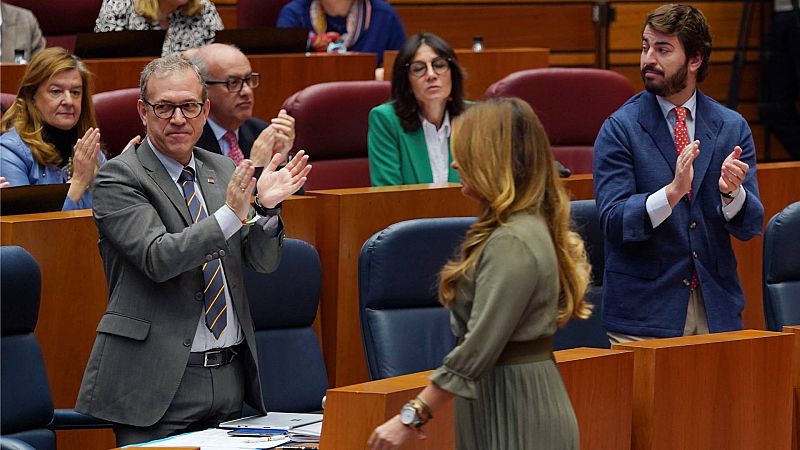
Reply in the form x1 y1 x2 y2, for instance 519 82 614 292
288 421 322 443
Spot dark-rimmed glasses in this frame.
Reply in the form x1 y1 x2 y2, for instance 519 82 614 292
205 73 261 93
142 100 204 120
406 57 451 78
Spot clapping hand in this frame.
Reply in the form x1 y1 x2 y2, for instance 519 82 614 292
666 140 700 207
718 146 748 201
250 109 295 166
255 150 311 208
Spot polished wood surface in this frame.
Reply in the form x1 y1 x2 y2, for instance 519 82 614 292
322 348 633 450
383 48 550 99
1 53 375 126
785 326 800 450
555 348 634 450
320 371 455 449
613 330 794 450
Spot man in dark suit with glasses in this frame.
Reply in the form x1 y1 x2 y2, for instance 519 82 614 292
187 44 296 168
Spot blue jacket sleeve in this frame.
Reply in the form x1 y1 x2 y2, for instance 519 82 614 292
593 116 655 247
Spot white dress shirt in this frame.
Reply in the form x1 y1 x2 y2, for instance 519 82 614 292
420 111 451 183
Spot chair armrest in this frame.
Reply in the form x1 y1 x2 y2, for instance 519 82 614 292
53 409 113 430
0 437 37 450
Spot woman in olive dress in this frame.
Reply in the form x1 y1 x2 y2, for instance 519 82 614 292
368 97 592 450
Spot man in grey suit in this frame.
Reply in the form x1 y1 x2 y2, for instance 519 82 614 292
0 3 45 63
75 55 311 446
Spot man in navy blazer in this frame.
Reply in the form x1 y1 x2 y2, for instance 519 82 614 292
187 44 295 166
593 4 764 343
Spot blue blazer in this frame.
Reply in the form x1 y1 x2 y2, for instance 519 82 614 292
593 90 764 337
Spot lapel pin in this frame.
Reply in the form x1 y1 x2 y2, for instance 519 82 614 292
207 177 215 184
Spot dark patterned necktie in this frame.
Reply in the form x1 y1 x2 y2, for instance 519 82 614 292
178 167 227 338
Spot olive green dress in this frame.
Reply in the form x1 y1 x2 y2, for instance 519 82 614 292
430 213 579 450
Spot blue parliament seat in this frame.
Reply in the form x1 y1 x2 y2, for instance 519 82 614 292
358 217 474 380
763 201 800 331
0 246 110 450
242 239 328 413
554 199 610 350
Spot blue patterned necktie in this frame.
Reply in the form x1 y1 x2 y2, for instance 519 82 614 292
178 167 227 338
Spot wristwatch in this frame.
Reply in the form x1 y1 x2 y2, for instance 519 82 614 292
400 402 425 428
399 397 432 429
720 188 739 199
253 195 281 216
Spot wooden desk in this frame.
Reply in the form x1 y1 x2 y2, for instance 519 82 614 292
1 53 375 123
613 330 794 450
321 348 632 450
383 48 550 99
308 178 595 387
784 325 800 450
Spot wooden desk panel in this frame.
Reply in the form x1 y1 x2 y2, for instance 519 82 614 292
613 330 794 450
785 326 800 450
1 53 375 126
556 348 634 450
383 48 550 99
322 348 632 450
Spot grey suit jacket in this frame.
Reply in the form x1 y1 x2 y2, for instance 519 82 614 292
1 4 45 63
76 140 281 427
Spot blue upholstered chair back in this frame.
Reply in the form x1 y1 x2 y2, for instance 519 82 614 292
552 200 610 350
243 239 328 413
359 217 475 380
763 201 800 331
0 246 56 450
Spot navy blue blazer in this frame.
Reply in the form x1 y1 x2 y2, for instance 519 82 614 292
593 90 764 337
196 117 269 159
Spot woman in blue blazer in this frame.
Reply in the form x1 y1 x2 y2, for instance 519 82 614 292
368 33 466 186
0 47 105 210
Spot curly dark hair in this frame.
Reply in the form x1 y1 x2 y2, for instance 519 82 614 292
642 4 712 82
390 32 466 133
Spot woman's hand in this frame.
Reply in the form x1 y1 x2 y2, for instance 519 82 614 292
67 127 101 203
70 127 101 185
367 415 419 450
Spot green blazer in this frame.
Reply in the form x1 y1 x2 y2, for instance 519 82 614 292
368 102 460 186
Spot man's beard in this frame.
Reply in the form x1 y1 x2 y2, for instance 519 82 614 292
641 62 688 97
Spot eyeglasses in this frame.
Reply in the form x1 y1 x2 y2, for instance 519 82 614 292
142 100 204 120
205 72 261 93
406 57 451 78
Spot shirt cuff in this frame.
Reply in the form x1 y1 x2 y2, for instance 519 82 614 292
214 205 243 239
646 186 672 228
721 187 747 221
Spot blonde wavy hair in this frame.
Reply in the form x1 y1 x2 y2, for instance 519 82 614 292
0 47 98 168
135 0 204 20
438 98 592 326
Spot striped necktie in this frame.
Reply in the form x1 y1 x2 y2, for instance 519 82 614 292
178 167 227 338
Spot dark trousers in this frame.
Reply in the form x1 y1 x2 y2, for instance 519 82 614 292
760 10 800 159
114 356 245 447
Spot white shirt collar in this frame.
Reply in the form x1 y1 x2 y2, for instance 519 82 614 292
420 110 451 138
656 90 698 121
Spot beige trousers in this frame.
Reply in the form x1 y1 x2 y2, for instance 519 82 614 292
607 288 709 345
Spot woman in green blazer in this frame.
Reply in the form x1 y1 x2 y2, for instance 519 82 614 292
368 33 467 186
